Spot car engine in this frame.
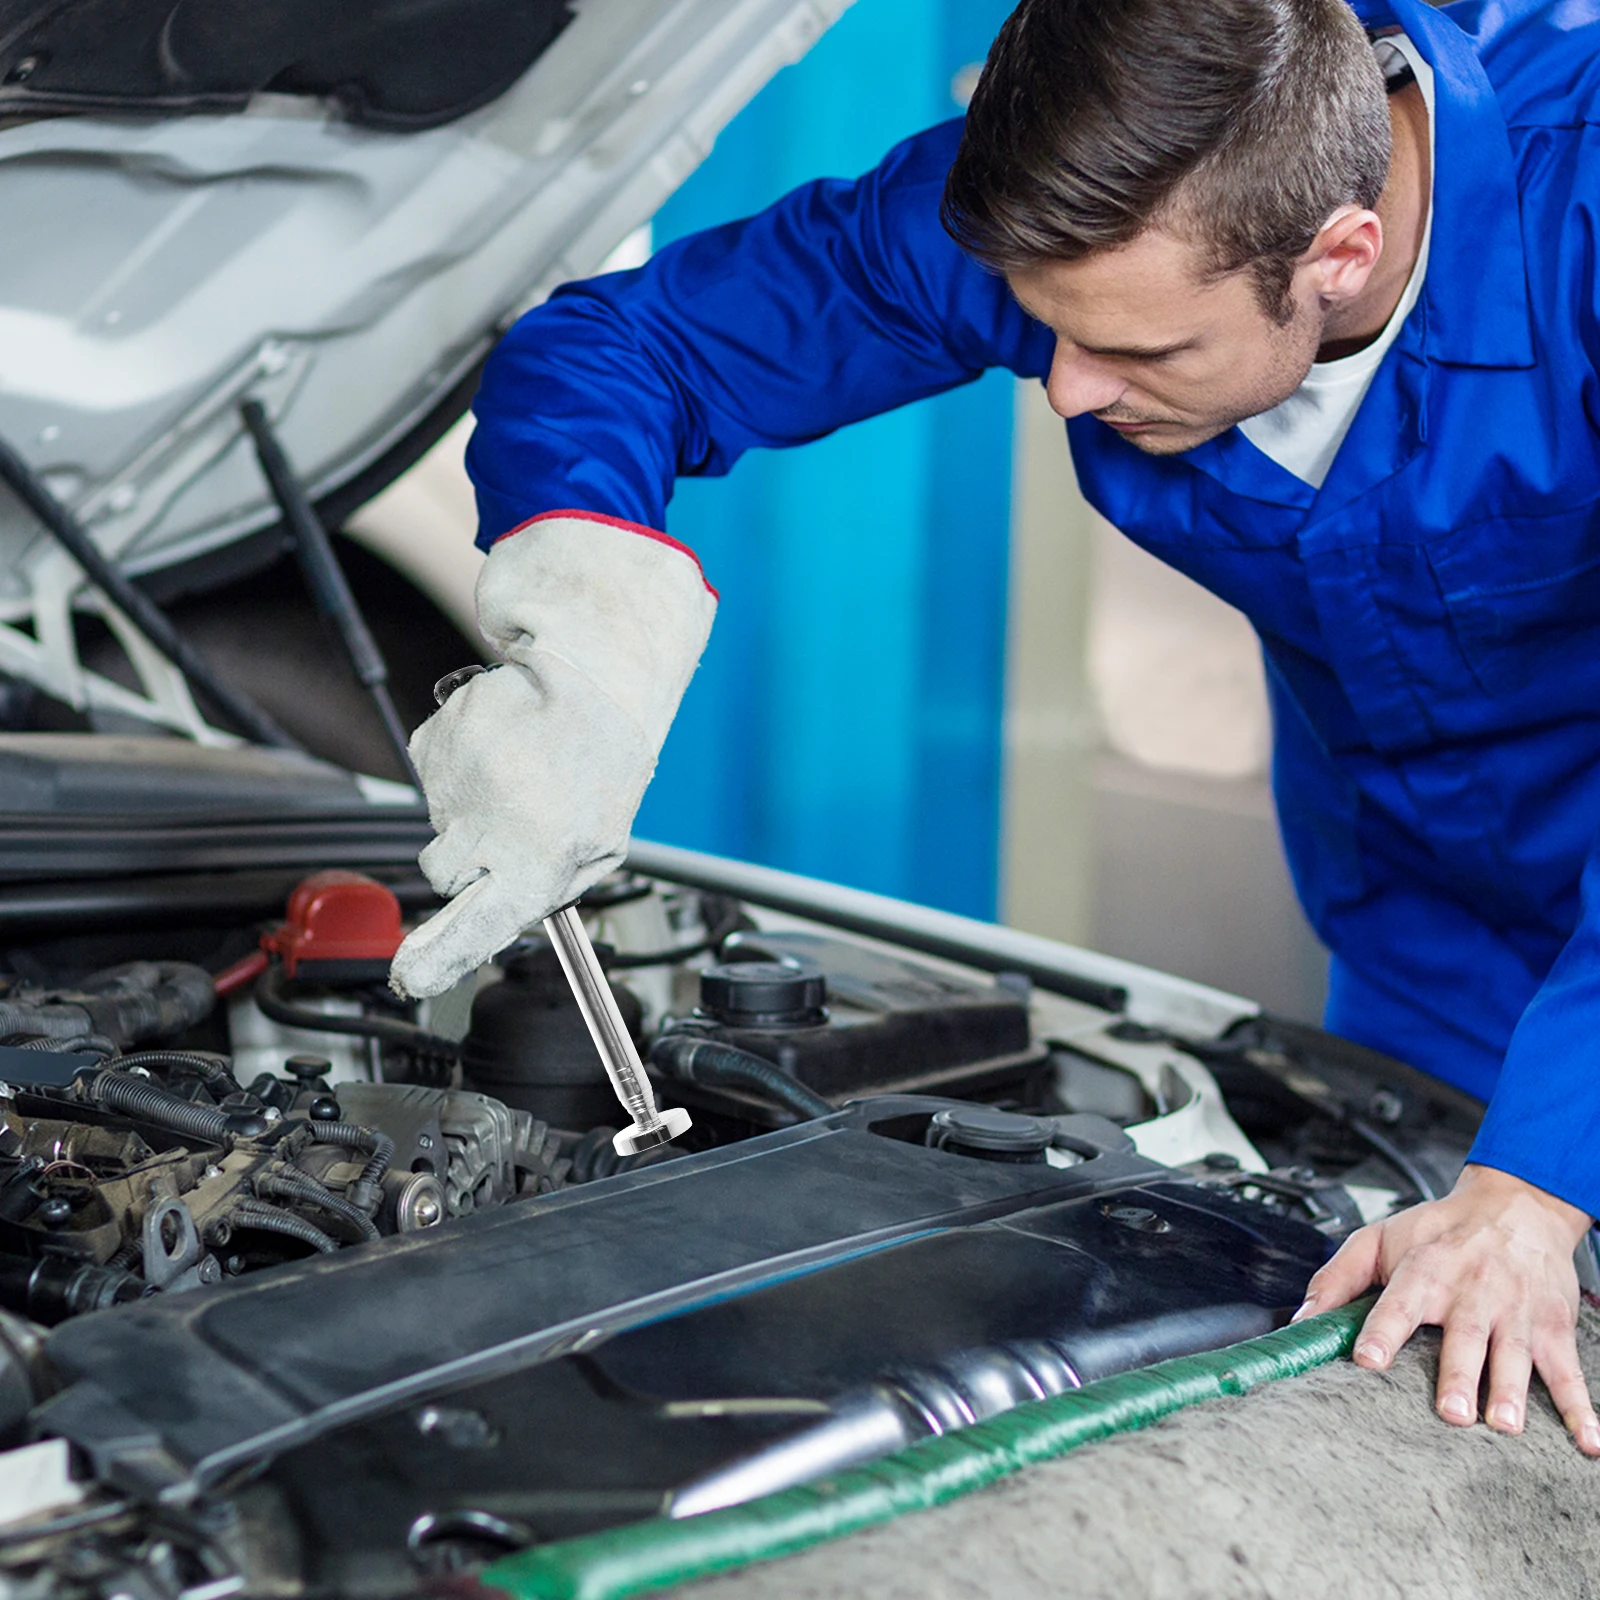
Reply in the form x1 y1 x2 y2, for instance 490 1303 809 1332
0 929 567 1326
0 822 1483 1598
0 863 1462 1324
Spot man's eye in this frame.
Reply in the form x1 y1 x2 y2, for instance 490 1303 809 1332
1098 349 1180 368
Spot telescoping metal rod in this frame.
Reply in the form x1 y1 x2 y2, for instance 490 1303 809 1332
0 431 301 750
544 904 693 1156
240 400 420 788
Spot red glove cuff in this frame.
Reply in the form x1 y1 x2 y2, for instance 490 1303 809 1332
493 509 718 600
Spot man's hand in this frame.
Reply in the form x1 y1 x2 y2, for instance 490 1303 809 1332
1296 1163 1599 1454
389 513 716 999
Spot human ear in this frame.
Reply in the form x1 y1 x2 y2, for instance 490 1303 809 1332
1302 206 1383 306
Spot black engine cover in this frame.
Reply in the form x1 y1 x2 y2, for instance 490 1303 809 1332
33 1097 1329 1593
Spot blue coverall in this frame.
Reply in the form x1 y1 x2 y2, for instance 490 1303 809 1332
465 0 1600 1221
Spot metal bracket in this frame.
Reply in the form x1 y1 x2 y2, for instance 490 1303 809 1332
141 1195 215 1293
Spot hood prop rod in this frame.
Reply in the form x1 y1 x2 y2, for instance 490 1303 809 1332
0 431 301 749
240 401 421 790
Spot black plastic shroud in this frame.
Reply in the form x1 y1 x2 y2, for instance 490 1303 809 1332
0 0 572 130
35 1091 1330 1591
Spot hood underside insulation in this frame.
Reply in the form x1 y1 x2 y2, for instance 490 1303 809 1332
0 0 573 129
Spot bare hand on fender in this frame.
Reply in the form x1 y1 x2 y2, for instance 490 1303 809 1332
1294 1163 1599 1454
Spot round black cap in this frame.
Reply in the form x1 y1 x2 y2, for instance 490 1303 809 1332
698 959 827 1028
927 1106 1053 1161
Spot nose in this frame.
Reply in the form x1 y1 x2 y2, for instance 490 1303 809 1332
1045 341 1125 419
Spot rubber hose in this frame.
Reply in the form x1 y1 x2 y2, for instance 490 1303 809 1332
0 1005 109 1044
77 961 216 1041
54 1034 117 1059
254 964 459 1061
114 1050 243 1097
0 961 214 1051
0 1257 145 1324
6 1032 117 1058
565 1126 676 1185
650 1035 834 1120
1347 1114 1444 1202
567 1126 623 1184
255 1170 380 1243
303 1122 395 1211
89 1071 266 1142
231 1201 339 1254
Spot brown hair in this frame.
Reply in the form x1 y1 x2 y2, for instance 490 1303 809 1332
942 0 1392 321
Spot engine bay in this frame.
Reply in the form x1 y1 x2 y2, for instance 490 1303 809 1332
0 866 1471 1316
0 805 1484 1598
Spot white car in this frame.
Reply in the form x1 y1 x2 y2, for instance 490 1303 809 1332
0 2 1481 1593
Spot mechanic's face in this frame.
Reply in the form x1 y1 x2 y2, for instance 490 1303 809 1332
1006 228 1324 456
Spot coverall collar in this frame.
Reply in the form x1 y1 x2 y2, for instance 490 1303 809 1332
1355 0 1533 370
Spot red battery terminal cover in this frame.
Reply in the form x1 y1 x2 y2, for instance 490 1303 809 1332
261 870 404 981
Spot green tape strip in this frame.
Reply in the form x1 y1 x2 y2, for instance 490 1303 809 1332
481 1299 1373 1600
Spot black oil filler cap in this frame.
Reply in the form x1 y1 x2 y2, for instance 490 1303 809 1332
926 1106 1054 1163
699 960 827 1029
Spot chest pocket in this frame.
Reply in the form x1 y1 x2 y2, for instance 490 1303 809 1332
1422 502 1600 710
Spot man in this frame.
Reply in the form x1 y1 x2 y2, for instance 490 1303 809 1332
390 0 1600 1455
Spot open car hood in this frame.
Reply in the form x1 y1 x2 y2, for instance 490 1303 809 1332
0 0 848 723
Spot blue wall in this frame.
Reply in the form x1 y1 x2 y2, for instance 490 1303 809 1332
633 0 1019 918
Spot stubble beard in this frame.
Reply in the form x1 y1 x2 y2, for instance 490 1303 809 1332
1108 299 1323 457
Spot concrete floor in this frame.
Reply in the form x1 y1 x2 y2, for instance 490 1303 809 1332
679 1306 1600 1600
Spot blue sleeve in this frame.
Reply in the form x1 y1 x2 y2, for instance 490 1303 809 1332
1469 844 1600 1219
465 118 1055 547
1467 127 1600 1220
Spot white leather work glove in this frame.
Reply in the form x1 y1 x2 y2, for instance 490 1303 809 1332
389 512 717 998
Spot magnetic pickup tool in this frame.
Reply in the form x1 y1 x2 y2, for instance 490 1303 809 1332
432 665 693 1156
